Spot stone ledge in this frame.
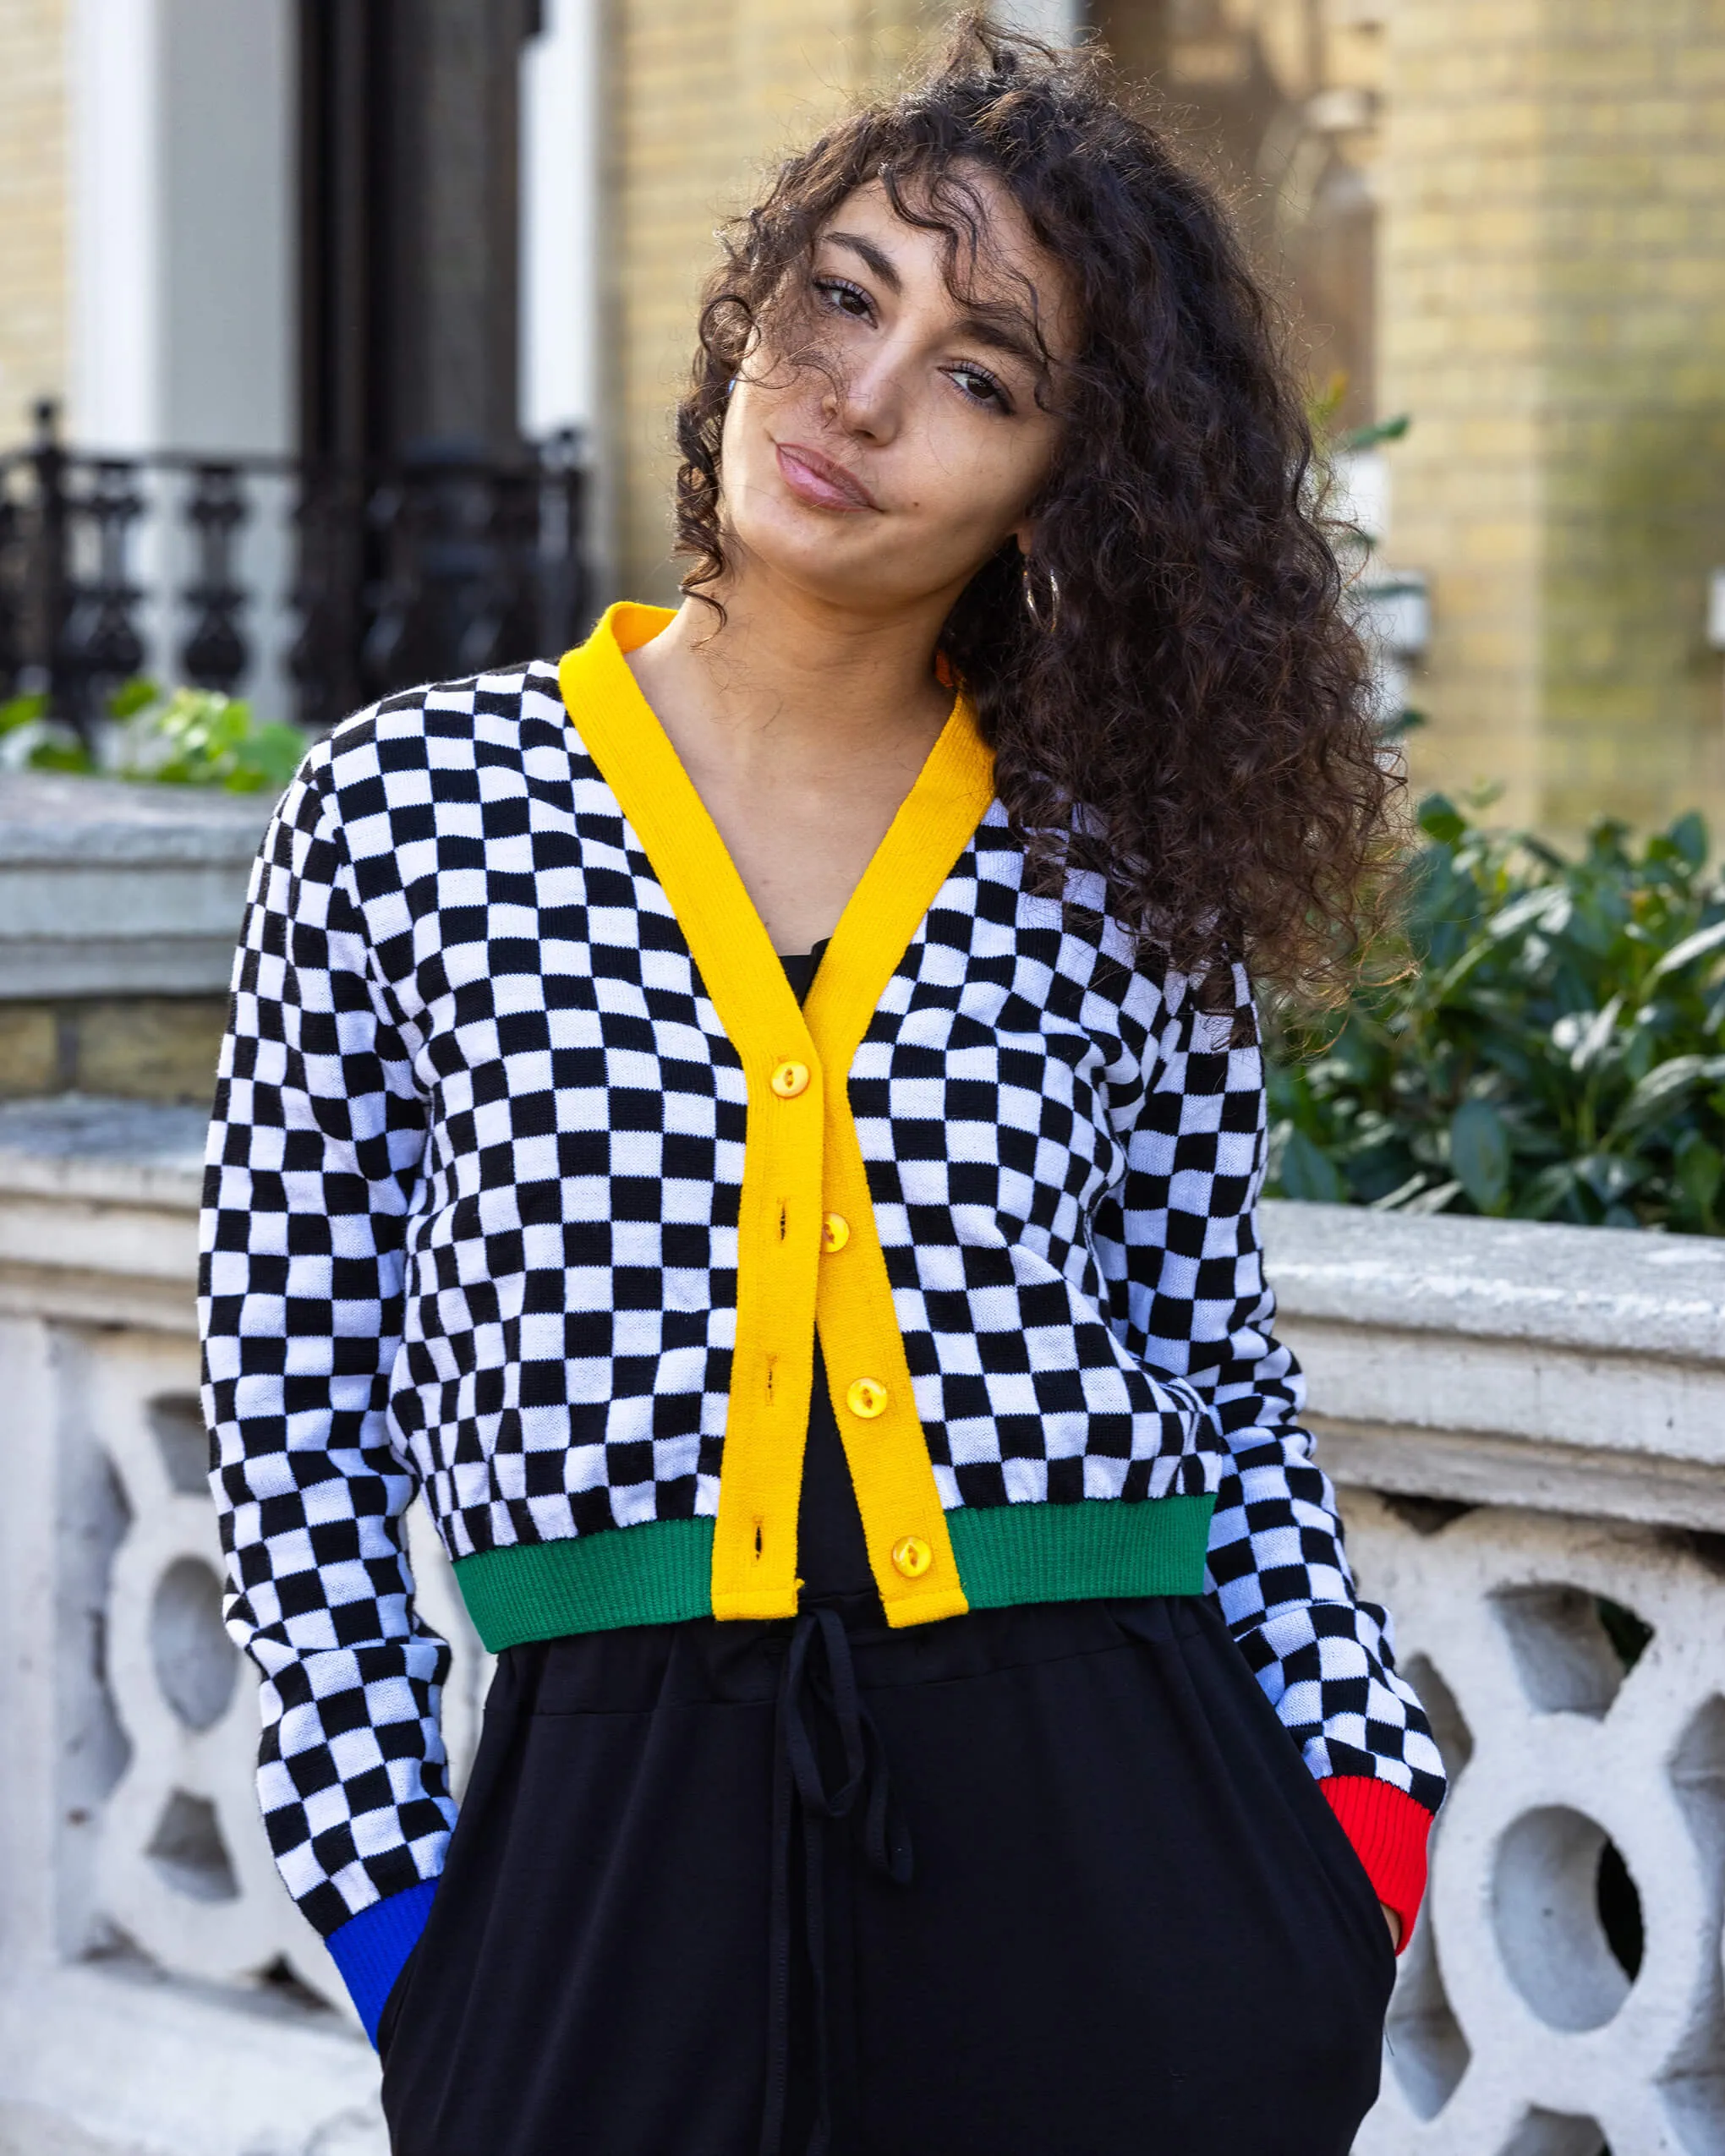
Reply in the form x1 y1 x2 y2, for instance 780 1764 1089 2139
0 1960 382 2156
0 775 271 1000
0 1097 206 1210
0 1101 205 1329
1260 1197 1725 1365
1327 1419 1725 1533
0 774 273 866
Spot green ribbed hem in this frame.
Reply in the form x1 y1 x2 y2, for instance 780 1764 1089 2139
949 1494 1214 1607
453 1498 1213 1648
454 1518 715 1650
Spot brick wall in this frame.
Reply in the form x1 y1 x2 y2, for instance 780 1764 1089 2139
1382 0 1725 841
0 0 68 438
0 999 228 1104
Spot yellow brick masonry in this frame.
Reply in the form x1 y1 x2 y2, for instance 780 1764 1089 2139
607 0 1725 847
1381 0 1725 843
0 999 229 1103
0 0 69 435
609 0 944 600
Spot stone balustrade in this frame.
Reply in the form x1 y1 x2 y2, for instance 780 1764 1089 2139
0 775 273 1104
1265 1204 1725 2156
0 775 271 1002
0 1095 1719 2154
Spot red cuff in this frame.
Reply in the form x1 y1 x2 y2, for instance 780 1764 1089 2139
1320 1776 1435 1952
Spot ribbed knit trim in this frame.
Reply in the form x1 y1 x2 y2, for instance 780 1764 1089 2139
326 1878 437 2045
949 1495 1214 1606
1320 1776 1435 1951
452 1500 1218 1648
455 1517 715 1650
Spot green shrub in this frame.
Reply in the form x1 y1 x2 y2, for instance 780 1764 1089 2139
1266 793 1725 1234
0 681 304 794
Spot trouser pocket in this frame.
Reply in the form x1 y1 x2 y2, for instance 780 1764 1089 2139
846 1594 1395 2156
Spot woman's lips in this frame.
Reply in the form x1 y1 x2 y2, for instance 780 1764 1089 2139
774 441 880 513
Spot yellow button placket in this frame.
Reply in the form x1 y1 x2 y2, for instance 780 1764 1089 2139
560 602 995 1633
709 1039 826 1617
810 1072 968 1627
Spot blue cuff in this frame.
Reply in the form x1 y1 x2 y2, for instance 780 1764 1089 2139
326 1878 438 2044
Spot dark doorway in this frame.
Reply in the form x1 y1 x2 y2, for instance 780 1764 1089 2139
297 0 540 463
287 0 589 721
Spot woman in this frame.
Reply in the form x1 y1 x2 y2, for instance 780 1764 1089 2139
202 20 1444 2155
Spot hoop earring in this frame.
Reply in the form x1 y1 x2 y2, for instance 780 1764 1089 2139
1021 557 1061 636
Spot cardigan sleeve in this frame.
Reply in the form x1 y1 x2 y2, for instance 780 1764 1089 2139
199 741 448 2037
1090 959 1447 1941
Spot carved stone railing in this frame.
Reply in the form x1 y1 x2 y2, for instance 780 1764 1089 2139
0 1097 490 2153
1262 1203 1725 2156
0 1099 1721 2153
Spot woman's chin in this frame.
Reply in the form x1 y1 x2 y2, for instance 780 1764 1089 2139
733 527 922 614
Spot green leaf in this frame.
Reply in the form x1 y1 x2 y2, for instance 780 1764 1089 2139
1668 812 1709 870
1646 917 1725 985
1417 794 1466 845
1610 1054 1725 1138
230 721 306 791
1577 1153 1646 1205
0 692 47 736
1399 1179 1464 1216
106 676 161 720
1338 413 1411 451
1278 1129 1349 1205
1674 1131 1724 1218
1566 994 1624 1073
25 736 96 774
1383 706 1428 736
1449 1099 1512 1212
1521 1162 1581 1220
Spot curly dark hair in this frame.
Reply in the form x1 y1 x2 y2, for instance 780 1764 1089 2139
672 11 1403 1008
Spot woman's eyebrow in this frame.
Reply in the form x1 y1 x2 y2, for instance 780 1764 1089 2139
824 231 902 292
951 310 1043 369
820 230 1045 370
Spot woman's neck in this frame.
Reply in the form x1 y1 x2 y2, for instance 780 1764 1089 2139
621 569 957 954
626 572 952 778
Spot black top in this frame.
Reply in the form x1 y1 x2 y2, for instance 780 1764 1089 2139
777 944 879 1610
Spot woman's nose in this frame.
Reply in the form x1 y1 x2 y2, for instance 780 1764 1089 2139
824 353 902 441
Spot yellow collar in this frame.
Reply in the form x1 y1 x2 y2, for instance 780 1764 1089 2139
556 598 994 1081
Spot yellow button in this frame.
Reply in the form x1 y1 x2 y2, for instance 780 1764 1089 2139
769 1060 810 1099
891 1535 933 1579
822 1212 850 1253
845 1376 888 1420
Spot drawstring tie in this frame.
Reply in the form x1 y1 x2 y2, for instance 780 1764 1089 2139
759 1606 913 2156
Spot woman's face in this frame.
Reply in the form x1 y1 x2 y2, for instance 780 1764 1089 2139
718 171 1075 619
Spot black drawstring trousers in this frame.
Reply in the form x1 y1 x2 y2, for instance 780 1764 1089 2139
377 1590 1397 2156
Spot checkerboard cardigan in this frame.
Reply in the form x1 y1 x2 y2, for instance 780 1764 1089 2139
200 601 1445 2037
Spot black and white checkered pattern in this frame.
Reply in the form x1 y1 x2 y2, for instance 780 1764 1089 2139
1082 946 1448 1809
202 666 1443 1940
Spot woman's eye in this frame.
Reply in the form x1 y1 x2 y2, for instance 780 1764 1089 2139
813 276 873 320
948 364 1011 413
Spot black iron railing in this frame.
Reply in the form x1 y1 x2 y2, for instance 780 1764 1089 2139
0 402 594 737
